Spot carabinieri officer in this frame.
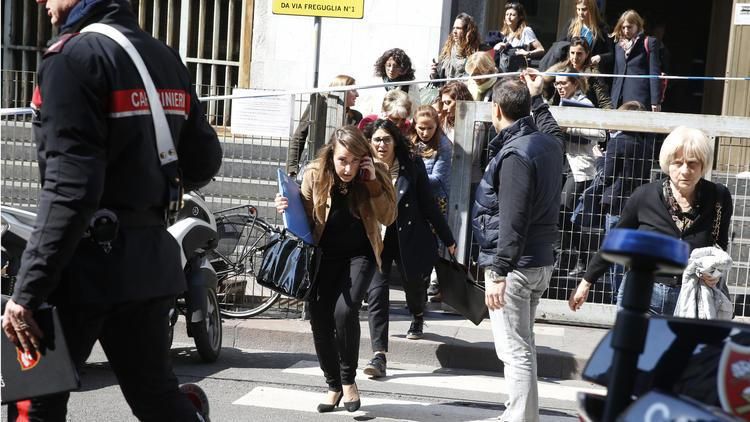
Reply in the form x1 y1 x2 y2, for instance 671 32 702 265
2 0 222 419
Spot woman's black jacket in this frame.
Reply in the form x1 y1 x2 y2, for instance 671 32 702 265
386 150 455 280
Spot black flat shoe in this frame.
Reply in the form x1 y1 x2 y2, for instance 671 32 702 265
316 391 342 413
343 384 360 412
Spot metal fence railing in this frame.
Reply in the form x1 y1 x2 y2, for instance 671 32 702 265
5 68 750 327
451 101 750 326
0 71 347 317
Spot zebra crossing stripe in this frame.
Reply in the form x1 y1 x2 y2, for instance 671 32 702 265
282 360 605 403
233 386 501 421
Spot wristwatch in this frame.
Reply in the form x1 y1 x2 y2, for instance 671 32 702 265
486 270 506 284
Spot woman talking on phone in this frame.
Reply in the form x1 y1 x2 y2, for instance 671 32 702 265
361 119 456 379
274 126 396 412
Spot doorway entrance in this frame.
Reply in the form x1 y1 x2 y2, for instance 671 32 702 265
603 0 725 114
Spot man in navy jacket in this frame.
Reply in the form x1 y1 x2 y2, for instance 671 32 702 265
472 71 563 422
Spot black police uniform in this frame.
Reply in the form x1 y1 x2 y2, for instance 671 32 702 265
8 0 222 420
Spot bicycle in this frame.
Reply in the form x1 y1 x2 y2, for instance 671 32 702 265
209 204 282 318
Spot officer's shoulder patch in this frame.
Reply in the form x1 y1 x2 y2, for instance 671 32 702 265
44 33 80 57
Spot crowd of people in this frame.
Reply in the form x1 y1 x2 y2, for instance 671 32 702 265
274 2 735 420
5 0 734 420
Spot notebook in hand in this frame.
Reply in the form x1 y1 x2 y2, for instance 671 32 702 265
1 306 79 404
277 168 315 245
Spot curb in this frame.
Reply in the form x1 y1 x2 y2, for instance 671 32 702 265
173 308 605 380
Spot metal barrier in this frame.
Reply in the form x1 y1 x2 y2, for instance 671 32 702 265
0 71 347 317
4 66 749 327
451 101 750 326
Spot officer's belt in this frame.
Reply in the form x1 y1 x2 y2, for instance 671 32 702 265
100 208 166 228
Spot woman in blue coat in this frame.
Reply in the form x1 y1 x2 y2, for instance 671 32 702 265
411 105 452 215
362 119 456 379
609 10 664 111
412 105 453 301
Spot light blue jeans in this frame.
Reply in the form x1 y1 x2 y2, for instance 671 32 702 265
485 266 553 422
616 274 681 315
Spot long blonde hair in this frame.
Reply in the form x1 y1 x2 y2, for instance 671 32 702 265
567 0 603 40
309 126 389 224
610 10 645 42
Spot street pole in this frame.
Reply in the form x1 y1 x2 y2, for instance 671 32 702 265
312 16 321 88
301 15 322 323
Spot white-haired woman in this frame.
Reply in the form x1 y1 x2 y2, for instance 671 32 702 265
358 89 412 135
568 126 733 315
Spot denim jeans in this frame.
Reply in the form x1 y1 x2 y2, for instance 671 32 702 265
616 274 681 316
604 214 625 304
485 266 553 422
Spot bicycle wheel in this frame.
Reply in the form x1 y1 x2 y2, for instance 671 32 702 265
215 215 282 318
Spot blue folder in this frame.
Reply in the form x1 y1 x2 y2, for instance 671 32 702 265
277 169 315 245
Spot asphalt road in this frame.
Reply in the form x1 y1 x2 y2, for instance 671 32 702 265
2 339 598 421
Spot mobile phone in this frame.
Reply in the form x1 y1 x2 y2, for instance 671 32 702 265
359 168 367 180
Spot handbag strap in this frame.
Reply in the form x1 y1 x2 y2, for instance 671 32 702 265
81 23 177 166
712 183 722 246
256 230 283 253
712 202 722 246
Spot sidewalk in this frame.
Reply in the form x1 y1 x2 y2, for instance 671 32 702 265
176 288 609 380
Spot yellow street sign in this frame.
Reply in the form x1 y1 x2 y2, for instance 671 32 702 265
272 0 364 19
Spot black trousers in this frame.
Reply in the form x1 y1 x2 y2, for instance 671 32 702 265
367 243 428 353
309 255 375 390
8 296 199 422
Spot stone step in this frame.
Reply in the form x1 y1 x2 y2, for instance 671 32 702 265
217 160 285 181
220 139 290 163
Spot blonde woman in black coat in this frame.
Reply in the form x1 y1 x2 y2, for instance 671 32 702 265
609 10 664 111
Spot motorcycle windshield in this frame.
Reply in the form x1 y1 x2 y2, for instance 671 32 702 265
583 316 750 417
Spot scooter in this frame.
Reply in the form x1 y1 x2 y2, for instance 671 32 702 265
1 196 223 364
168 191 222 363
1 207 36 296
576 228 750 421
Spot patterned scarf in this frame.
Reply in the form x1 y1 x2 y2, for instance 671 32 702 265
663 179 701 232
618 32 643 59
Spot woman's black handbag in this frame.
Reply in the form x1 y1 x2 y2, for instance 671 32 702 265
256 230 321 300
496 48 528 73
435 255 488 325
